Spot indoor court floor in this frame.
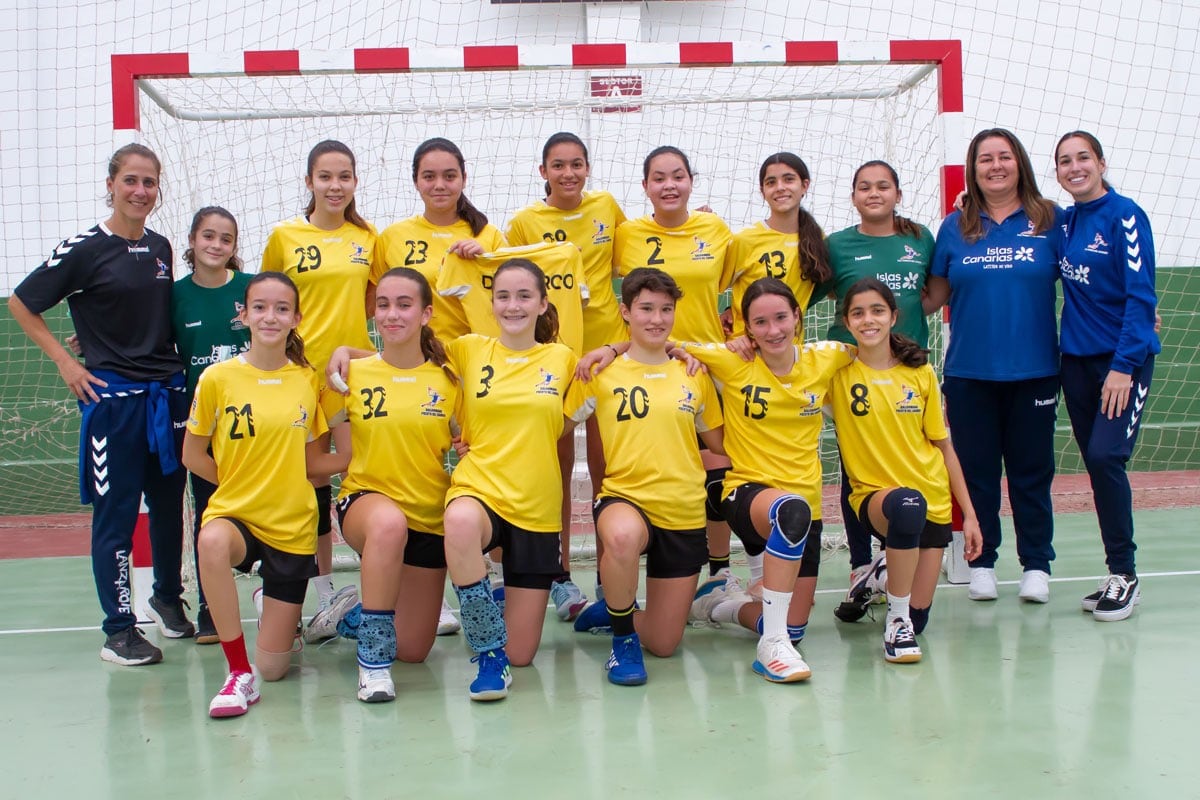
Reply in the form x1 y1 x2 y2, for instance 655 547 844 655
1 509 1195 798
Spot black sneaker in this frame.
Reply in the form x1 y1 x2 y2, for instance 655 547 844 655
834 554 886 623
194 603 219 645
1093 574 1140 622
147 595 195 639
100 627 163 666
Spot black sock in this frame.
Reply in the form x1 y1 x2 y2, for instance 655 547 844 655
551 572 571 585
609 603 636 637
709 554 731 576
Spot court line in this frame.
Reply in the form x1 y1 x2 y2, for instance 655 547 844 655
2 569 1197 636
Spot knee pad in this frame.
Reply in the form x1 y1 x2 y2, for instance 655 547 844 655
911 604 931 635
356 610 397 669
254 646 293 682
337 603 362 640
453 578 507 654
881 488 927 550
705 468 729 521
765 495 812 561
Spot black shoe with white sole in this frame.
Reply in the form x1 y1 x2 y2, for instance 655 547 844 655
1092 574 1140 622
147 595 195 639
100 627 163 666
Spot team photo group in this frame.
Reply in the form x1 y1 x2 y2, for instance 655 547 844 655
7 124 1159 719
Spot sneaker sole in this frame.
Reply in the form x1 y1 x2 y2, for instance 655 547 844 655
469 687 510 702
209 695 259 718
607 671 648 686
1082 594 1140 613
358 689 396 703
436 622 462 636
967 590 998 601
194 632 221 645
883 648 922 664
1018 592 1050 603
100 647 163 666
752 659 811 683
145 605 194 639
1093 591 1141 622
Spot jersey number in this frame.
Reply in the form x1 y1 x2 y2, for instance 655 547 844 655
225 403 256 439
360 386 388 420
404 240 428 266
293 245 322 273
850 383 870 417
542 229 567 243
645 237 665 266
740 385 770 419
758 250 786 279
614 386 650 421
476 365 495 398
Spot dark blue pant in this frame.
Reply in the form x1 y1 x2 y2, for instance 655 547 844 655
943 375 1058 573
189 472 218 606
840 455 873 569
86 391 188 634
1061 354 1153 576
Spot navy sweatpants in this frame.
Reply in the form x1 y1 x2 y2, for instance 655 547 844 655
1061 354 1154 576
85 390 189 635
943 375 1058 573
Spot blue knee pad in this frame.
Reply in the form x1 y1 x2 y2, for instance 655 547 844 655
454 577 507 654
765 495 812 561
881 488 927 550
357 610 397 669
911 604 931 635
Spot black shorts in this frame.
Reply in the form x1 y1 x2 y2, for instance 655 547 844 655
336 491 448 569
468 499 561 590
857 492 953 549
720 483 822 578
593 496 707 580
223 517 318 605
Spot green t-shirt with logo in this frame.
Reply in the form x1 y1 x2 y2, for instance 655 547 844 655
171 270 253 396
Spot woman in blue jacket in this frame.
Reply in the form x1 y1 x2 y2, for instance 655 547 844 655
1054 131 1159 622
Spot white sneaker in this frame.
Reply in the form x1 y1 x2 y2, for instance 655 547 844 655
357 666 396 703
1018 569 1050 603
967 567 998 601
209 669 261 718
883 617 922 663
304 585 359 643
437 598 461 636
689 571 750 626
752 634 812 682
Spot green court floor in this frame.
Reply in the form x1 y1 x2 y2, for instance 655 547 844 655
1 509 1196 798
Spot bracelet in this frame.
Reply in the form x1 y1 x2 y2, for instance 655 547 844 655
605 344 619 356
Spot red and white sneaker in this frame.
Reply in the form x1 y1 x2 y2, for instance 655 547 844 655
209 669 261 718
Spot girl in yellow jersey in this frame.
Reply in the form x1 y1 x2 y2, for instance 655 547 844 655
183 272 326 719
828 278 982 664
310 268 460 704
506 132 625 619
680 278 854 683
442 259 576 701
566 268 724 686
261 140 375 635
725 153 832 340
375 138 507 343
615 146 737 586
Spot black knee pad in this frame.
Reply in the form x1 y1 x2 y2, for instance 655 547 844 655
704 468 729 522
881 487 927 550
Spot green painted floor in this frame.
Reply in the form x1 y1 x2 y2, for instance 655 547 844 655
1 510 1196 799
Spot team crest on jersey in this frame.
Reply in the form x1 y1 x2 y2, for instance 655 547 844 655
592 220 612 245
1085 232 1109 254
154 258 171 279
799 389 822 417
690 237 715 261
1060 257 1090 285
534 368 560 396
1017 220 1047 239
420 387 448 418
677 385 698 413
894 385 921 413
897 244 925 264
291 404 309 429
349 242 371 266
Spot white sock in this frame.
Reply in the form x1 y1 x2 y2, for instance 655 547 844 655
760 588 791 639
311 575 335 609
886 592 911 623
747 552 764 585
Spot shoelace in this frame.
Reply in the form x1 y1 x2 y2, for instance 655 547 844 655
471 651 505 676
218 672 251 696
889 619 915 644
1103 575 1130 600
614 636 640 662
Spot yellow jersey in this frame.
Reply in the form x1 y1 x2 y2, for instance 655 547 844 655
321 354 458 535
565 355 722 529
187 356 326 554
726 222 818 339
445 334 576 531
375 216 506 342
829 360 951 524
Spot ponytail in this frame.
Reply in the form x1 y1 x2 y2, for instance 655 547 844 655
456 195 489 237
890 332 928 368
795 207 831 284
535 301 560 345
285 329 312 370
893 214 924 239
419 325 459 386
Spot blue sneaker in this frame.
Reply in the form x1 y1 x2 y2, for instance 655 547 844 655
468 649 512 701
605 633 647 686
573 599 612 634
337 602 362 640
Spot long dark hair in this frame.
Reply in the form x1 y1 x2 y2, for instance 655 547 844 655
244 271 310 368
183 206 242 271
304 140 370 231
1055 130 1112 191
376 267 457 385
960 128 1056 243
412 138 488 236
841 277 927 368
740 277 800 337
758 152 831 284
541 131 589 198
851 160 924 239
492 258 559 345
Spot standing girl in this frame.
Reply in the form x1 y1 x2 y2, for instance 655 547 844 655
171 206 252 643
1055 131 1159 621
824 161 938 623
262 139 375 638
9 144 192 665
829 278 982 662
506 131 628 620
182 272 325 717
312 268 460 702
